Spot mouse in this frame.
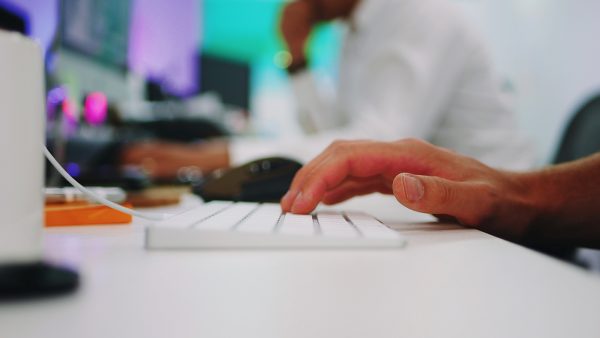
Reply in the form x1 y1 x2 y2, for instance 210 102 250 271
192 157 303 203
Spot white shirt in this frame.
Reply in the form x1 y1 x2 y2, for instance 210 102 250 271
231 0 535 170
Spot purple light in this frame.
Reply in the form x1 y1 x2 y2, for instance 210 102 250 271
46 86 67 119
128 0 200 96
84 92 108 126
65 162 81 177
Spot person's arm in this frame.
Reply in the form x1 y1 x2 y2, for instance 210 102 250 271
279 0 359 134
519 156 600 247
279 0 359 70
280 0 473 144
120 139 229 180
313 0 532 170
281 139 600 247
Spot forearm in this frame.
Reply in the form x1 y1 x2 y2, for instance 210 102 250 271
521 153 600 247
121 140 230 179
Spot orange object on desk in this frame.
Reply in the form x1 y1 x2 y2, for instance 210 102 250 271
45 203 133 227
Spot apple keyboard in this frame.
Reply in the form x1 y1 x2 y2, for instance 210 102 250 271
145 201 406 249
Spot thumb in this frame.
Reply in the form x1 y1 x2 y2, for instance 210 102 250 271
393 173 489 227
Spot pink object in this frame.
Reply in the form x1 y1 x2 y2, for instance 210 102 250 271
61 98 78 121
60 98 78 136
84 92 108 125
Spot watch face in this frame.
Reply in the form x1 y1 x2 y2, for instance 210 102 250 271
287 58 309 75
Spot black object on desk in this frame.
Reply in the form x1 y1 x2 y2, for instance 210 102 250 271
0 262 79 301
193 157 303 203
132 117 227 143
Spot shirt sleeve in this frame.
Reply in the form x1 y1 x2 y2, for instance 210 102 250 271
231 0 535 169
230 1 474 165
289 69 338 134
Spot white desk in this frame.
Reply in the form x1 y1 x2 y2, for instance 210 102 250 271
1 194 600 338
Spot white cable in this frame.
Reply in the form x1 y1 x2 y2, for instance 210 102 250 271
43 145 172 221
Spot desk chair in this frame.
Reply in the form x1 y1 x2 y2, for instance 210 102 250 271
554 94 600 163
553 93 600 270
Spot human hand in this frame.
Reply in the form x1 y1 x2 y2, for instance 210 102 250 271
280 1 314 71
281 139 539 241
280 0 359 72
120 140 230 180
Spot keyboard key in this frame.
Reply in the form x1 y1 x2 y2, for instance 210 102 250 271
235 204 282 233
344 212 399 239
278 214 315 236
158 201 232 228
197 202 258 230
316 213 360 238
146 202 406 249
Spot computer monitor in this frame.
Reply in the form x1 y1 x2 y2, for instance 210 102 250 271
199 53 250 110
59 0 131 71
54 0 136 102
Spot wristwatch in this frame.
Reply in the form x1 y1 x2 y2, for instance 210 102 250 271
286 57 308 75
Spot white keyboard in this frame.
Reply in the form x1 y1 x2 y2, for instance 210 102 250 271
145 201 406 249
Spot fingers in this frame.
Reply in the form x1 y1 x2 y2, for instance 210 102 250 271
322 178 393 205
393 173 494 227
280 138 468 214
281 140 409 213
281 151 350 213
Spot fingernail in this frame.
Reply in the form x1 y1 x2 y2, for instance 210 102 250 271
281 191 294 211
401 174 424 202
290 191 304 213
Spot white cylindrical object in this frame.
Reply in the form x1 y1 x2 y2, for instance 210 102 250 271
0 31 45 263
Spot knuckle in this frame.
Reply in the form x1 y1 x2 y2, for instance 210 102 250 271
328 140 350 154
403 137 424 145
330 139 346 147
395 138 430 151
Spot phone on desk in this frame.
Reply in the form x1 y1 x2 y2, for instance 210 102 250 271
45 187 126 204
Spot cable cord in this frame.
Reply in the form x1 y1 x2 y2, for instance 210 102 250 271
43 145 172 221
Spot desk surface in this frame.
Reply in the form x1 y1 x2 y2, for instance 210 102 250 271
1 195 599 338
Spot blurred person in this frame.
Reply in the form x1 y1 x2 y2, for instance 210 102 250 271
122 0 534 180
281 138 600 248
277 0 533 166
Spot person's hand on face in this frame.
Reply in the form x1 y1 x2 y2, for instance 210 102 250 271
279 0 360 70
280 1 313 69
281 138 537 242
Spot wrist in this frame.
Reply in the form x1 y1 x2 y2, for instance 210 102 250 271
195 140 230 172
286 57 308 75
513 170 564 244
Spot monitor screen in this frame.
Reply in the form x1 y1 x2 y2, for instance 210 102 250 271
199 54 250 110
60 0 131 71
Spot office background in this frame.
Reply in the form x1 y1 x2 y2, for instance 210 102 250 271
4 0 600 164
